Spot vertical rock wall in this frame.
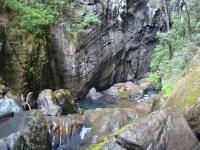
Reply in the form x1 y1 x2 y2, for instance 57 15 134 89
0 0 165 98
48 0 163 98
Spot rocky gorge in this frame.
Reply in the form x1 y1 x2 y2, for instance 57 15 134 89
1 0 200 150
0 0 164 98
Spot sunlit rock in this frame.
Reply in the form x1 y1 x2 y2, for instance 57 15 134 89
100 108 199 150
86 88 103 100
37 89 62 116
0 96 21 115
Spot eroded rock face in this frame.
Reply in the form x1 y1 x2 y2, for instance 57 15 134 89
100 108 199 150
0 0 165 98
48 0 163 98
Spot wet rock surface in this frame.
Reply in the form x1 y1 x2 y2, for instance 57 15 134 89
81 81 159 114
37 89 78 116
46 114 85 150
101 108 199 150
37 89 62 116
83 108 139 145
0 111 49 150
0 139 7 150
86 88 103 101
42 107 139 150
0 96 21 115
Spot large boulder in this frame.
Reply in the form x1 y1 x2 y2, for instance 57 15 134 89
37 89 62 116
83 108 138 143
86 88 103 100
138 78 158 95
0 111 49 150
53 89 78 114
14 111 50 150
0 96 21 115
103 82 143 101
37 89 78 115
92 108 199 150
0 140 7 150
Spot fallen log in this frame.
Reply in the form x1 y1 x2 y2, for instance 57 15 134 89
0 112 14 123
115 135 145 150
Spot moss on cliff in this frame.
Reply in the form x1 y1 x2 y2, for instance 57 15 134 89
164 50 200 112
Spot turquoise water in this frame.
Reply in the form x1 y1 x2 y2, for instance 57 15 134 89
78 99 116 110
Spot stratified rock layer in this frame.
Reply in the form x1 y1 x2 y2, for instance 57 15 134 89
48 0 163 98
0 0 164 98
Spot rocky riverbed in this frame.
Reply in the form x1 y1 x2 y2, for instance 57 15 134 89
1 0 200 149
0 78 200 150
0 80 159 150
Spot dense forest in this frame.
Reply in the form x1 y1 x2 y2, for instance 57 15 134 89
0 0 200 150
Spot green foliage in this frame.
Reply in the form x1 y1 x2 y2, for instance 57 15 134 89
70 12 100 40
148 71 161 89
6 0 55 33
73 12 100 31
149 9 199 96
162 76 177 97
5 0 100 36
149 0 160 8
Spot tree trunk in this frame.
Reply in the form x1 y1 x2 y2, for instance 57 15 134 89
168 41 173 60
182 0 192 37
162 0 171 31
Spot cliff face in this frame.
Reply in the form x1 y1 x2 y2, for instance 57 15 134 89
48 0 163 97
0 29 49 94
0 0 164 98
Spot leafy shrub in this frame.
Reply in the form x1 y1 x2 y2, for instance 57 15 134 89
148 71 162 89
149 12 198 97
7 0 55 33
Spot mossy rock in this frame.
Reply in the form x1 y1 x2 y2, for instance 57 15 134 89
53 89 78 114
118 90 130 99
164 50 200 112
14 111 50 150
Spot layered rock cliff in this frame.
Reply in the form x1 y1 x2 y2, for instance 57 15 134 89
0 0 165 98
